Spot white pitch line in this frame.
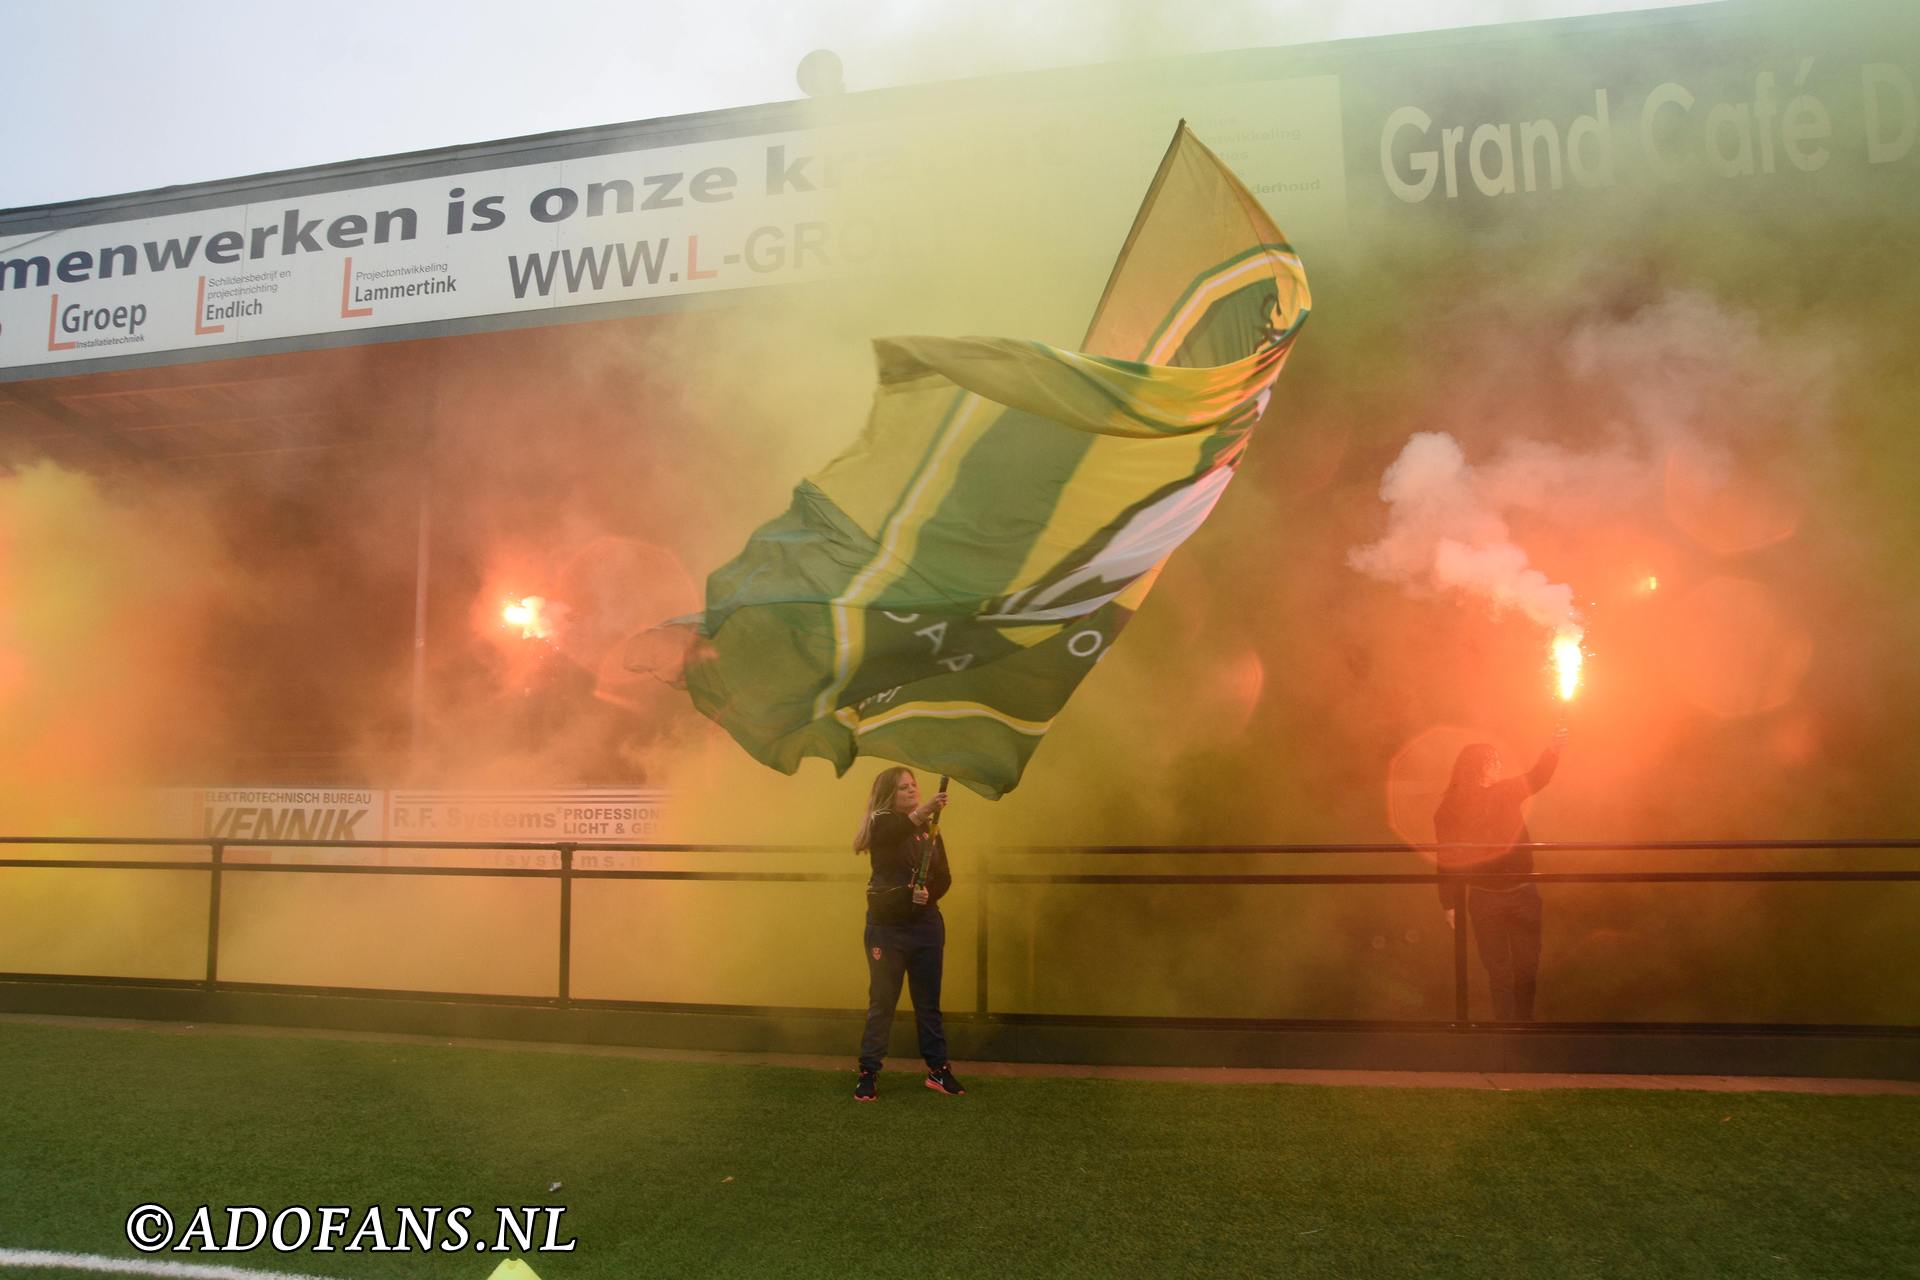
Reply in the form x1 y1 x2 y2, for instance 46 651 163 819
0 1249 347 1280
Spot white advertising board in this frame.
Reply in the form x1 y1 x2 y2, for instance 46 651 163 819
0 77 1348 374
158 786 669 865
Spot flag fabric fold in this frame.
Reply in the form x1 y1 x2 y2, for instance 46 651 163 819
671 123 1311 797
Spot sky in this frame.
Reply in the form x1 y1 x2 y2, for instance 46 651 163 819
2 0 1705 211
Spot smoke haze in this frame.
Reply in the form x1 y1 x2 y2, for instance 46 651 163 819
2 0 1918 1030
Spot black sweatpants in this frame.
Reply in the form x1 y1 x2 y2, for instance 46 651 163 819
1469 884 1543 1022
858 909 947 1073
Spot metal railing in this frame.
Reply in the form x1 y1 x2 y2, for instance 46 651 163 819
3 835 1919 1035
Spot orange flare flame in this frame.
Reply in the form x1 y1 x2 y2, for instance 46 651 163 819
1552 629 1584 701
502 595 553 640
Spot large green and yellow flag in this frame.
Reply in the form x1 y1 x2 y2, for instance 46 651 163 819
676 123 1310 797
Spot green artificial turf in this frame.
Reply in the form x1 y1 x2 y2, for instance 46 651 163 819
0 1019 1915 1279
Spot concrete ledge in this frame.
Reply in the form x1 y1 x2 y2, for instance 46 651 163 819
3 978 1915 1081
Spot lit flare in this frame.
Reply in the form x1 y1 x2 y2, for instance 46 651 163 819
1552 628 1585 702
502 595 554 640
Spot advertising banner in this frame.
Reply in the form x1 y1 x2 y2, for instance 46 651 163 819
157 787 668 865
0 77 1345 376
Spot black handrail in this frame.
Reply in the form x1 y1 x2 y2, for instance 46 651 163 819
6 834 1920 853
2 834 1917 1032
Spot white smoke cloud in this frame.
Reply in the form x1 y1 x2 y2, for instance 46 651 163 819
1346 289 1836 642
1347 430 1580 634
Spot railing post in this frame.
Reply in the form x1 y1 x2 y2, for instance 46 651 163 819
976 848 990 1014
557 844 575 1007
204 841 224 987
1452 898 1470 1026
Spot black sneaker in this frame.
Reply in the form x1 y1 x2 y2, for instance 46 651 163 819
924 1064 965 1096
854 1070 877 1102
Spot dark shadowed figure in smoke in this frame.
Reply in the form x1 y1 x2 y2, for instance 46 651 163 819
1434 728 1568 1022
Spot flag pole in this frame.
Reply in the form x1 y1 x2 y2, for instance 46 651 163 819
1079 120 1191 350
